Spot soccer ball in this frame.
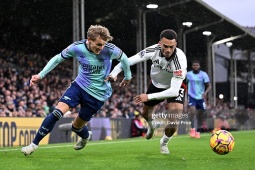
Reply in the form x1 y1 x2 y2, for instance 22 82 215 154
210 130 235 155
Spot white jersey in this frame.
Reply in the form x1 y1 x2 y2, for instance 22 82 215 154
110 44 187 100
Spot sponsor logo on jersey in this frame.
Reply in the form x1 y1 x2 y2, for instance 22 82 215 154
80 62 105 74
63 96 71 100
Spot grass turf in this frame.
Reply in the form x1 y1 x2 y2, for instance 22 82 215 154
0 130 254 170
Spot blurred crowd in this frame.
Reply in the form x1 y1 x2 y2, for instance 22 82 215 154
0 47 254 130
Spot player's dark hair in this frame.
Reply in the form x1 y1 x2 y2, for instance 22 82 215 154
192 60 200 65
160 29 178 41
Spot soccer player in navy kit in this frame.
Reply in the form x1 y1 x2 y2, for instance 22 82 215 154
186 60 211 138
111 29 187 154
21 25 132 156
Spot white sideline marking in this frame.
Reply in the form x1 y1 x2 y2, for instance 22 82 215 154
0 130 253 152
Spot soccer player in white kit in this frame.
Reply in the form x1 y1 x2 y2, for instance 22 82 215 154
111 29 187 154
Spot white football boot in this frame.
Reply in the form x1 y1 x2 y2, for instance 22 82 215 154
21 143 38 156
160 137 170 154
74 131 92 150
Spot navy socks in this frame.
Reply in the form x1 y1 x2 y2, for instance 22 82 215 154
72 125 89 139
33 109 63 145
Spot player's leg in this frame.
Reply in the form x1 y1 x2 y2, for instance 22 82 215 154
188 96 197 138
160 86 185 154
21 102 70 156
143 83 165 139
21 81 80 156
72 116 92 150
195 99 206 138
160 102 183 154
73 88 104 150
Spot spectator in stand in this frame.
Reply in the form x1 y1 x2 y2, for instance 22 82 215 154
131 110 148 137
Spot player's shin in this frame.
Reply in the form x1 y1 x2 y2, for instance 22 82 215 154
143 106 156 129
33 109 63 145
164 124 177 138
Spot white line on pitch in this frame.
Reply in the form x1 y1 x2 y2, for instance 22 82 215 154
0 130 253 152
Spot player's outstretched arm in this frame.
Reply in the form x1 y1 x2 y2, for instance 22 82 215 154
38 54 66 79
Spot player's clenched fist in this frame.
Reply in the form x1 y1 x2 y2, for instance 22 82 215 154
133 94 148 104
30 75 41 86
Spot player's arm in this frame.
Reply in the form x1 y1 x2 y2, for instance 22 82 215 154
30 43 75 86
30 54 65 86
117 52 132 87
119 52 132 80
148 77 184 100
38 54 66 79
134 76 185 103
109 47 153 78
202 72 211 98
203 82 211 98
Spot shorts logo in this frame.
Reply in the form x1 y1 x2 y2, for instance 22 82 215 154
175 96 182 101
63 96 71 100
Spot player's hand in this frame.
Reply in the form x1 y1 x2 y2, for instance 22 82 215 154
202 93 207 99
119 79 131 88
134 94 148 104
29 75 41 86
104 75 117 82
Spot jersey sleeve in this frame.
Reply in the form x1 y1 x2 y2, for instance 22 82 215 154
61 44 75 59
147 76 184 100
39 42 78 78
109 45 156 78
38 54 66 78
108 43 132 80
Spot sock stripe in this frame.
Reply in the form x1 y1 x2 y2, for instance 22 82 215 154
52 109 63 119
71 125 82 132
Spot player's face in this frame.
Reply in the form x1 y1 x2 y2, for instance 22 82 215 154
88 37 107 54
192 63 200 71
159 37 177 59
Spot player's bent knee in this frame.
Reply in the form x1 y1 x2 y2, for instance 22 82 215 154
52 109 64 120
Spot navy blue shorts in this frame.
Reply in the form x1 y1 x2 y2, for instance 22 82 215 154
188 95 206 110
59 81 104 121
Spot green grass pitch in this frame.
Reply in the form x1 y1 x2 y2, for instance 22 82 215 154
0 130 254 170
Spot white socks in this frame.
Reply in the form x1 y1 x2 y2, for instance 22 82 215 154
162 134 172 144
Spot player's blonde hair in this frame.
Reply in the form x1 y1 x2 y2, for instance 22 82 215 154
87 25 113 41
